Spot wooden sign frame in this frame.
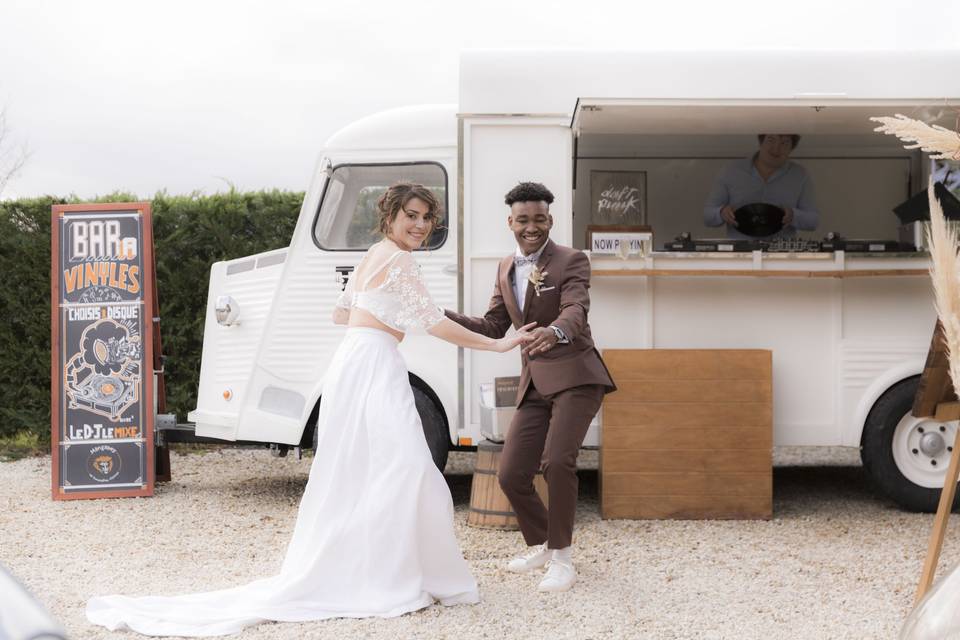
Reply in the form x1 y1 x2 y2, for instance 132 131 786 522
51 202 157 500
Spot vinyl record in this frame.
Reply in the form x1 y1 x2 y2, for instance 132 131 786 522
893 182 960 224
734 203 785 237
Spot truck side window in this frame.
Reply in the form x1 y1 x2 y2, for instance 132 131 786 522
313 163 448 251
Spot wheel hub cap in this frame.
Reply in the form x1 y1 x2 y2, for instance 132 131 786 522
892 416 958 489
920 432 946 457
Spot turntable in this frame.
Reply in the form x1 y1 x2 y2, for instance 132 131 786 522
820 232 904 253
662 233 754 252
662 232 910 253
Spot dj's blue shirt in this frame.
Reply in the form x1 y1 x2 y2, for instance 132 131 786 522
703 154 819 239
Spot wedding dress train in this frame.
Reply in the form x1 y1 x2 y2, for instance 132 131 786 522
87 326 479 637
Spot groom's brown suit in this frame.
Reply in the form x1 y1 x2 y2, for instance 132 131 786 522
446 239 615 548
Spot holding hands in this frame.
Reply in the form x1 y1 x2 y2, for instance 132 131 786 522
522 327 559 357
493 322 538 353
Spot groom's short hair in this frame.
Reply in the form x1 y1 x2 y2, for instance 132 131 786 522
505 182 554 206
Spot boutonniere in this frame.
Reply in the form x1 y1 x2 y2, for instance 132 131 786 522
528 266 553 296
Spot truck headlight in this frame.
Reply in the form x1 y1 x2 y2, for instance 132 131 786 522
215 296 240 326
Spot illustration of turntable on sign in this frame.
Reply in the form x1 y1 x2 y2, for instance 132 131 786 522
65 320 141 421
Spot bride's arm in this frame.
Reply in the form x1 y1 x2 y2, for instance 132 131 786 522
428 318 535 352
389 252 533 352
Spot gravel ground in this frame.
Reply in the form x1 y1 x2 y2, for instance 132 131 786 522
2 446 958 640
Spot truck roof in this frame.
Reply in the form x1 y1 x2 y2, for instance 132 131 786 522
459 50 960 115
324 104 457 152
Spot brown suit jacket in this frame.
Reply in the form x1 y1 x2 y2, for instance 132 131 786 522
445 239 616 403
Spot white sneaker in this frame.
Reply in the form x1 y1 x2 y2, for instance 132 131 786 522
537 559 577 592
507 544 551 573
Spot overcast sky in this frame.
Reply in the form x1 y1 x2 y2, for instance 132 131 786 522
1 0 958 199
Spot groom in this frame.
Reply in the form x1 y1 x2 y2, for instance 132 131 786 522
446 181 616 592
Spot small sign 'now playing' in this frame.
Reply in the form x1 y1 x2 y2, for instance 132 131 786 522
588 226 652 258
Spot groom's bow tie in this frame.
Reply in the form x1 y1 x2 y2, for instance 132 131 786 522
514 254 538 267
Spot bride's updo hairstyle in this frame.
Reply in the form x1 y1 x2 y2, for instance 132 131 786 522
376 182 443 242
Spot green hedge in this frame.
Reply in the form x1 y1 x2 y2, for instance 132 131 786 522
0 190 303 443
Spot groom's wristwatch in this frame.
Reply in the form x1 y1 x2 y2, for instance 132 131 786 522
549 325 570 344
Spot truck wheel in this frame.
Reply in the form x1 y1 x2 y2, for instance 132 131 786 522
413 386 449 472
861 376 960 512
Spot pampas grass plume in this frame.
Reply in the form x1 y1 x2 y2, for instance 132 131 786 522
871 114 960 161
925 178 960 398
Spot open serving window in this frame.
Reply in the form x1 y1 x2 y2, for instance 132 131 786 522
570 100 956 253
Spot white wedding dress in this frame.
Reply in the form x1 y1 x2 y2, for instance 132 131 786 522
87 249 479 637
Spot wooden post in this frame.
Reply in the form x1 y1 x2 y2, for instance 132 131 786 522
916 435 960 603
913 321 960 603
151 249 171 483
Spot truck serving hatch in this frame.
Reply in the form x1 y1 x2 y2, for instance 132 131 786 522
570 98 952 137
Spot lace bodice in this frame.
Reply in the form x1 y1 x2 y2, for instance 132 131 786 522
335 249 444 334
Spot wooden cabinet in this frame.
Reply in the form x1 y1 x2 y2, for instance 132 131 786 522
600 349 773 519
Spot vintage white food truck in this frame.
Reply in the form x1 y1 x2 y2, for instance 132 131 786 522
184 50 960 511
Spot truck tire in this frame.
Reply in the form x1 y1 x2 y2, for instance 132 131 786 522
412 386 449 472
861 376 960 512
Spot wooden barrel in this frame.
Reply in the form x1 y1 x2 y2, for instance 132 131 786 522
467 440 549 529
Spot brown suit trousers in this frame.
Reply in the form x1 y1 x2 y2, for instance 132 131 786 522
504 383 604 548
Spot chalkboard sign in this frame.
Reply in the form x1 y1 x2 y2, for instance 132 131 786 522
590 170 647 226
51 203 156 500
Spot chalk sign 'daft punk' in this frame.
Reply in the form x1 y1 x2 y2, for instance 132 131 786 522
51 203 157 500
589 170 647 226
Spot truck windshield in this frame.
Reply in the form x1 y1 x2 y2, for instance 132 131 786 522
313 163 448 251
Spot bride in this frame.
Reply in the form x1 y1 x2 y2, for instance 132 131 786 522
87 182 535 637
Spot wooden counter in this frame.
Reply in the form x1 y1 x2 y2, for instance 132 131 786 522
600 349 773 520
